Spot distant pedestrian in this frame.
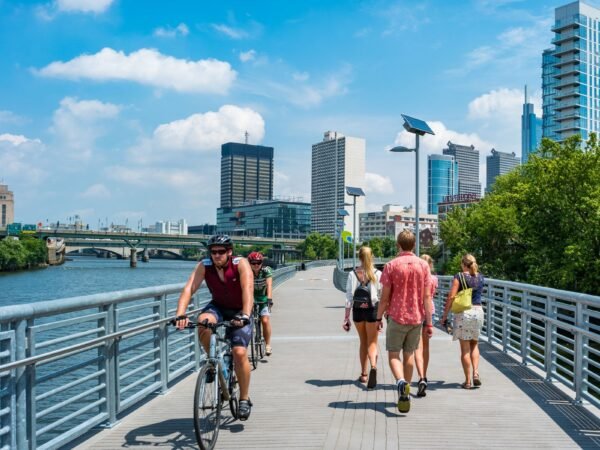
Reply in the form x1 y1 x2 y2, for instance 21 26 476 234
343 246 382 389
377 230 433 413
441 254 485 390
414 254 438 397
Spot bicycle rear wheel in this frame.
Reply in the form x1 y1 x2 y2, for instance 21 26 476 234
194 364 222 450
255 319 265 360
228 369 240 420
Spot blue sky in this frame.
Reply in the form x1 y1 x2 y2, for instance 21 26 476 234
0 0 559 227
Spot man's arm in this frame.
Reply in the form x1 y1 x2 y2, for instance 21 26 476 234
175 263 206 328
237 258 254 317
377 284 391 321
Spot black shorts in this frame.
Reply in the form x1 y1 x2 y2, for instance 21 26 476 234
200 303 252 348
352 302 378 323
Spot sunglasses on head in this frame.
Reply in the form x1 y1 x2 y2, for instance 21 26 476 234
250 261 262 265
210 249 228 255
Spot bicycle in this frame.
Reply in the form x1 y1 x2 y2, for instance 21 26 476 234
249 303 267 368
172 319 240 450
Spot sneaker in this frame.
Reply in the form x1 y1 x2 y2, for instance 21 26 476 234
417 378 427 397
265 345 272 356
238 399 253 421
397 381 411 413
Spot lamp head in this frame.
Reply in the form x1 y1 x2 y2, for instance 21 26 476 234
389 145 415 153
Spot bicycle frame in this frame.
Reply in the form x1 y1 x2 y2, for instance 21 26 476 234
208 329 232 401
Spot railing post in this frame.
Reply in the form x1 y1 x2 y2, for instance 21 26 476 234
192 293 201 371
103 303 119 425
14 319 28 450
520 292 528 366
573 301 583 404
501 286 508 353
26 324 36 449
486 298 493 344
156 294 169 393
545 297 554 382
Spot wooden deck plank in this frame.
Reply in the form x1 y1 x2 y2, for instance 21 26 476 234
69 266 600 450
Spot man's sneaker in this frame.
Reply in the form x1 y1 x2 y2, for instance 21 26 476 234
397 381 411 413
238 399 252 421
417 378 427 397
265 345 272 356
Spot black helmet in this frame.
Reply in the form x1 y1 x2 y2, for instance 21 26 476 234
207 234 233 249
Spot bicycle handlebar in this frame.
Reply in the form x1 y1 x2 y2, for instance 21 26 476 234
169 318 234 330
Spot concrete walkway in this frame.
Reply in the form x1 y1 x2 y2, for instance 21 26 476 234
70 266 600 449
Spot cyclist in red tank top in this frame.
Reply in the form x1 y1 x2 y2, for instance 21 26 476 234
175 234 255 420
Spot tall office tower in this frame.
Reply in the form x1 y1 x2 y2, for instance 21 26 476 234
522 85 543 164
220 142 274 208
0 184 14 227
486 149 520 192
442 141 481 197
427 154 458 214
542 1 600 142
311 131 365 239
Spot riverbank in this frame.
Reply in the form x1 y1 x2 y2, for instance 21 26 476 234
0 237 47 272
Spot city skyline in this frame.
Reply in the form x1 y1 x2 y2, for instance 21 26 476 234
0 0 560 225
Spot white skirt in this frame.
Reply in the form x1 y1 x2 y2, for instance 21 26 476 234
452 306 484 341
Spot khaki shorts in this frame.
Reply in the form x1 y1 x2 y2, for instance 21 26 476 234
386 320 422 353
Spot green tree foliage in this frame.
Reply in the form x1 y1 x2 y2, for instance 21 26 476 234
0 236 47 271
361 237 397 258
296 232 337 260
440 135 600 295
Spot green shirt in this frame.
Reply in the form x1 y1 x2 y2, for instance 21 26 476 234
253 266 273 304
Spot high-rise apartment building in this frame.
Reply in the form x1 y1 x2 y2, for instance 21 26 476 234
486 149 520 192
0 184 14 227
542 1 600 142
311 131 365 239
522 86 542 164
442 141 481 197
220 142 274 208
427 154 458 214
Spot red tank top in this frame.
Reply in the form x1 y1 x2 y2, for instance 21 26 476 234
203 256 243 310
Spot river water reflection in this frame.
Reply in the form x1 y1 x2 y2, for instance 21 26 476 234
0 256 199 307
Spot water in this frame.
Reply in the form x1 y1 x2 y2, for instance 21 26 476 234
0 256 200 306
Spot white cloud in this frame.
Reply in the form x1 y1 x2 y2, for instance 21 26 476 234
37 48 237 94
80 183 110 199
154 23 189 38
292 72 309 82
108 166 205 191
51 97 120 159
212 24 249 39
394 120 493 155
0 111 24 124
468 87 541 120
151 105 265 152
0 133 41 146
239 50 256 62
365 172 394 194
56 0 114 13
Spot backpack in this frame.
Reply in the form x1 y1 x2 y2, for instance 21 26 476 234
352 270 373 309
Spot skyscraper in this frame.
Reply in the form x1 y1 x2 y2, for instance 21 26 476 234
522 85 542 164
542 1 600 142
311 131 365 239
0 184 14 227
427 154 458 214
486 149 520 192
442 141 481 197
220 142 274 208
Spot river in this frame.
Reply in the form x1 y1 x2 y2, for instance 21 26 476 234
0 256 200 307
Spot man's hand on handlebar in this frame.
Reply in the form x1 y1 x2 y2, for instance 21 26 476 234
174 314 189 330
231 313 250 328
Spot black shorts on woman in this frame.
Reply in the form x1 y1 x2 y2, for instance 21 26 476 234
352 302 378 323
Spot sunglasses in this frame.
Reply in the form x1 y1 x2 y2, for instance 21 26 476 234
210 249 228 255
250 261 262 265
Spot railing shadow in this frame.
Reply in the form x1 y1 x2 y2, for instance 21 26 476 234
327 400 401 418
480 343 600 448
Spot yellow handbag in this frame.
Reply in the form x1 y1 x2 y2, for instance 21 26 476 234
451 273 472 314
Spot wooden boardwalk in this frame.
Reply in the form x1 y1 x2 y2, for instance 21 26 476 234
70 266 600 449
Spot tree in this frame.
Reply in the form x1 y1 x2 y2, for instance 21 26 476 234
0 239 27 271
296 232 337 260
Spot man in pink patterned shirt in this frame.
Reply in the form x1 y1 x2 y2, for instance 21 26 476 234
376 230 433 414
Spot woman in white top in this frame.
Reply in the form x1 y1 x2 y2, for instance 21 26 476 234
343 246 382 389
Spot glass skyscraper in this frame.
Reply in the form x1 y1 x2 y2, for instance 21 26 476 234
542 1 600 142
442 141 481 197
522 86 542 164
427 155 458 214
486 149 520 192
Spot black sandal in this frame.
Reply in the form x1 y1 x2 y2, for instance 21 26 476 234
473 374 482 386
238 399 253 421
367 367 377 389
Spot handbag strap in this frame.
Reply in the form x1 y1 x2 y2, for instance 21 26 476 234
458 272 468 291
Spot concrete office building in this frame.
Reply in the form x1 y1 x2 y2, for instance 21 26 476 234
151 219 188 235
443 141 481 197
359 204 438 243
0 184 14 227
542 1 600 142
522 86 543 164
220 142 274 208
486 149 520 192
428 154 458 214
311 131 365 240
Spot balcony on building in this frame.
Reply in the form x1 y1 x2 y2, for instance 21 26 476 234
554 87 580 101
552 27 584 44
551 14 585 33
553 53 581 68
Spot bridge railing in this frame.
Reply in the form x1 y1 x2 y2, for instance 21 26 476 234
0 266 295 450
332 266 600 408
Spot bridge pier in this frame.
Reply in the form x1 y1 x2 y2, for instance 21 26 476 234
130 248 137 268
142 249 149 263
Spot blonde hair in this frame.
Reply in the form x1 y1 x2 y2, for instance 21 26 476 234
461 253 478 276
397 229 415 251
358 246 376 284
421 254 434 272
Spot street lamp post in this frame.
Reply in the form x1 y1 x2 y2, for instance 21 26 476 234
337 209 349 269
389 114 434 256
345 186 365 269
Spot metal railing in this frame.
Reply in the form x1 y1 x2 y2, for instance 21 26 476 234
332 267 600 408
0 266 296 450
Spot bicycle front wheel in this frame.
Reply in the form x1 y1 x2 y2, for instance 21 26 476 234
194 364 222 450
255 319 265 360
249 324 258 370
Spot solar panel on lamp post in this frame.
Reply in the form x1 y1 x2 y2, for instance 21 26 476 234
345 187 365 269
337 209 349 269
389 114 435 256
